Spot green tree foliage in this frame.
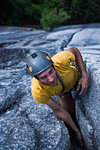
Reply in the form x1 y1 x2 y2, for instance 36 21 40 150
40 8 71 30
85 0 100 22
69 0 100 24
0 0 100 30
8 0 42 25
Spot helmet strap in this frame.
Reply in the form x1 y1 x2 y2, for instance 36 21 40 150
34 76 39 80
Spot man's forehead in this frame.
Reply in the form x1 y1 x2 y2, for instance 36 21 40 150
37 66 53 77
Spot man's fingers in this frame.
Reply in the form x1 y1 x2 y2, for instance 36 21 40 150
77 82 81 91
79 89 84 95
76 131 83 146
79 85 87 95
77 77 88 95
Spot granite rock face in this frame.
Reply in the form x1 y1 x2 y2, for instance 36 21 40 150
0 23 100 150
66 25 100 150
0 27 71 150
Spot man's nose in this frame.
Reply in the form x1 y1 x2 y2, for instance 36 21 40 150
47 75 53 82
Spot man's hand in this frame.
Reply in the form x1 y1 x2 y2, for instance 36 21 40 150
76 131 83 146
66 47 89 95
77 74 89 95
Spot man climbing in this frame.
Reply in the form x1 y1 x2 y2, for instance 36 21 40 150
26 47 88 146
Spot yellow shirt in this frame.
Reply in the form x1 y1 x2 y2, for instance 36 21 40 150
31 51 79 104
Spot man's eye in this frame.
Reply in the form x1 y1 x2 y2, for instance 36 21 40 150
40 76 46 80
49 69 53 74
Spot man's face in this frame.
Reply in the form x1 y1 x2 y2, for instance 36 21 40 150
37 66 57 86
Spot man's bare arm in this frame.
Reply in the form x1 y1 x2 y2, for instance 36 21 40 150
47 99 83 145
66 47 89 95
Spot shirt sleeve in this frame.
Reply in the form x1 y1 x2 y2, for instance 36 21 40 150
31 85 52 104
52 51 75 66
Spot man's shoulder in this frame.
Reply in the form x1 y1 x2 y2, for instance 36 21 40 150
31 78 49 93
52 51 74 60
31 78 52 104
52 51 75 66
31 77 41 90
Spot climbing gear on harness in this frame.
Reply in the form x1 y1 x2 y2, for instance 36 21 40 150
26 51 53 77
70 66 78 72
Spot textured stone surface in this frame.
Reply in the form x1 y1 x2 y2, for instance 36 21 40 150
66 25 100 150
0 23 100 150
0 27 71 150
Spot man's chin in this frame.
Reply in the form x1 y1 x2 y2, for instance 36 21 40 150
43 82 57 86
48 81 57 86
41 79 57 86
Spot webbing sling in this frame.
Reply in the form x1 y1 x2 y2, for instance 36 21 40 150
56 72 65 93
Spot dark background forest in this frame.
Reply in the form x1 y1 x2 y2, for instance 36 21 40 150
0 0 100 30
